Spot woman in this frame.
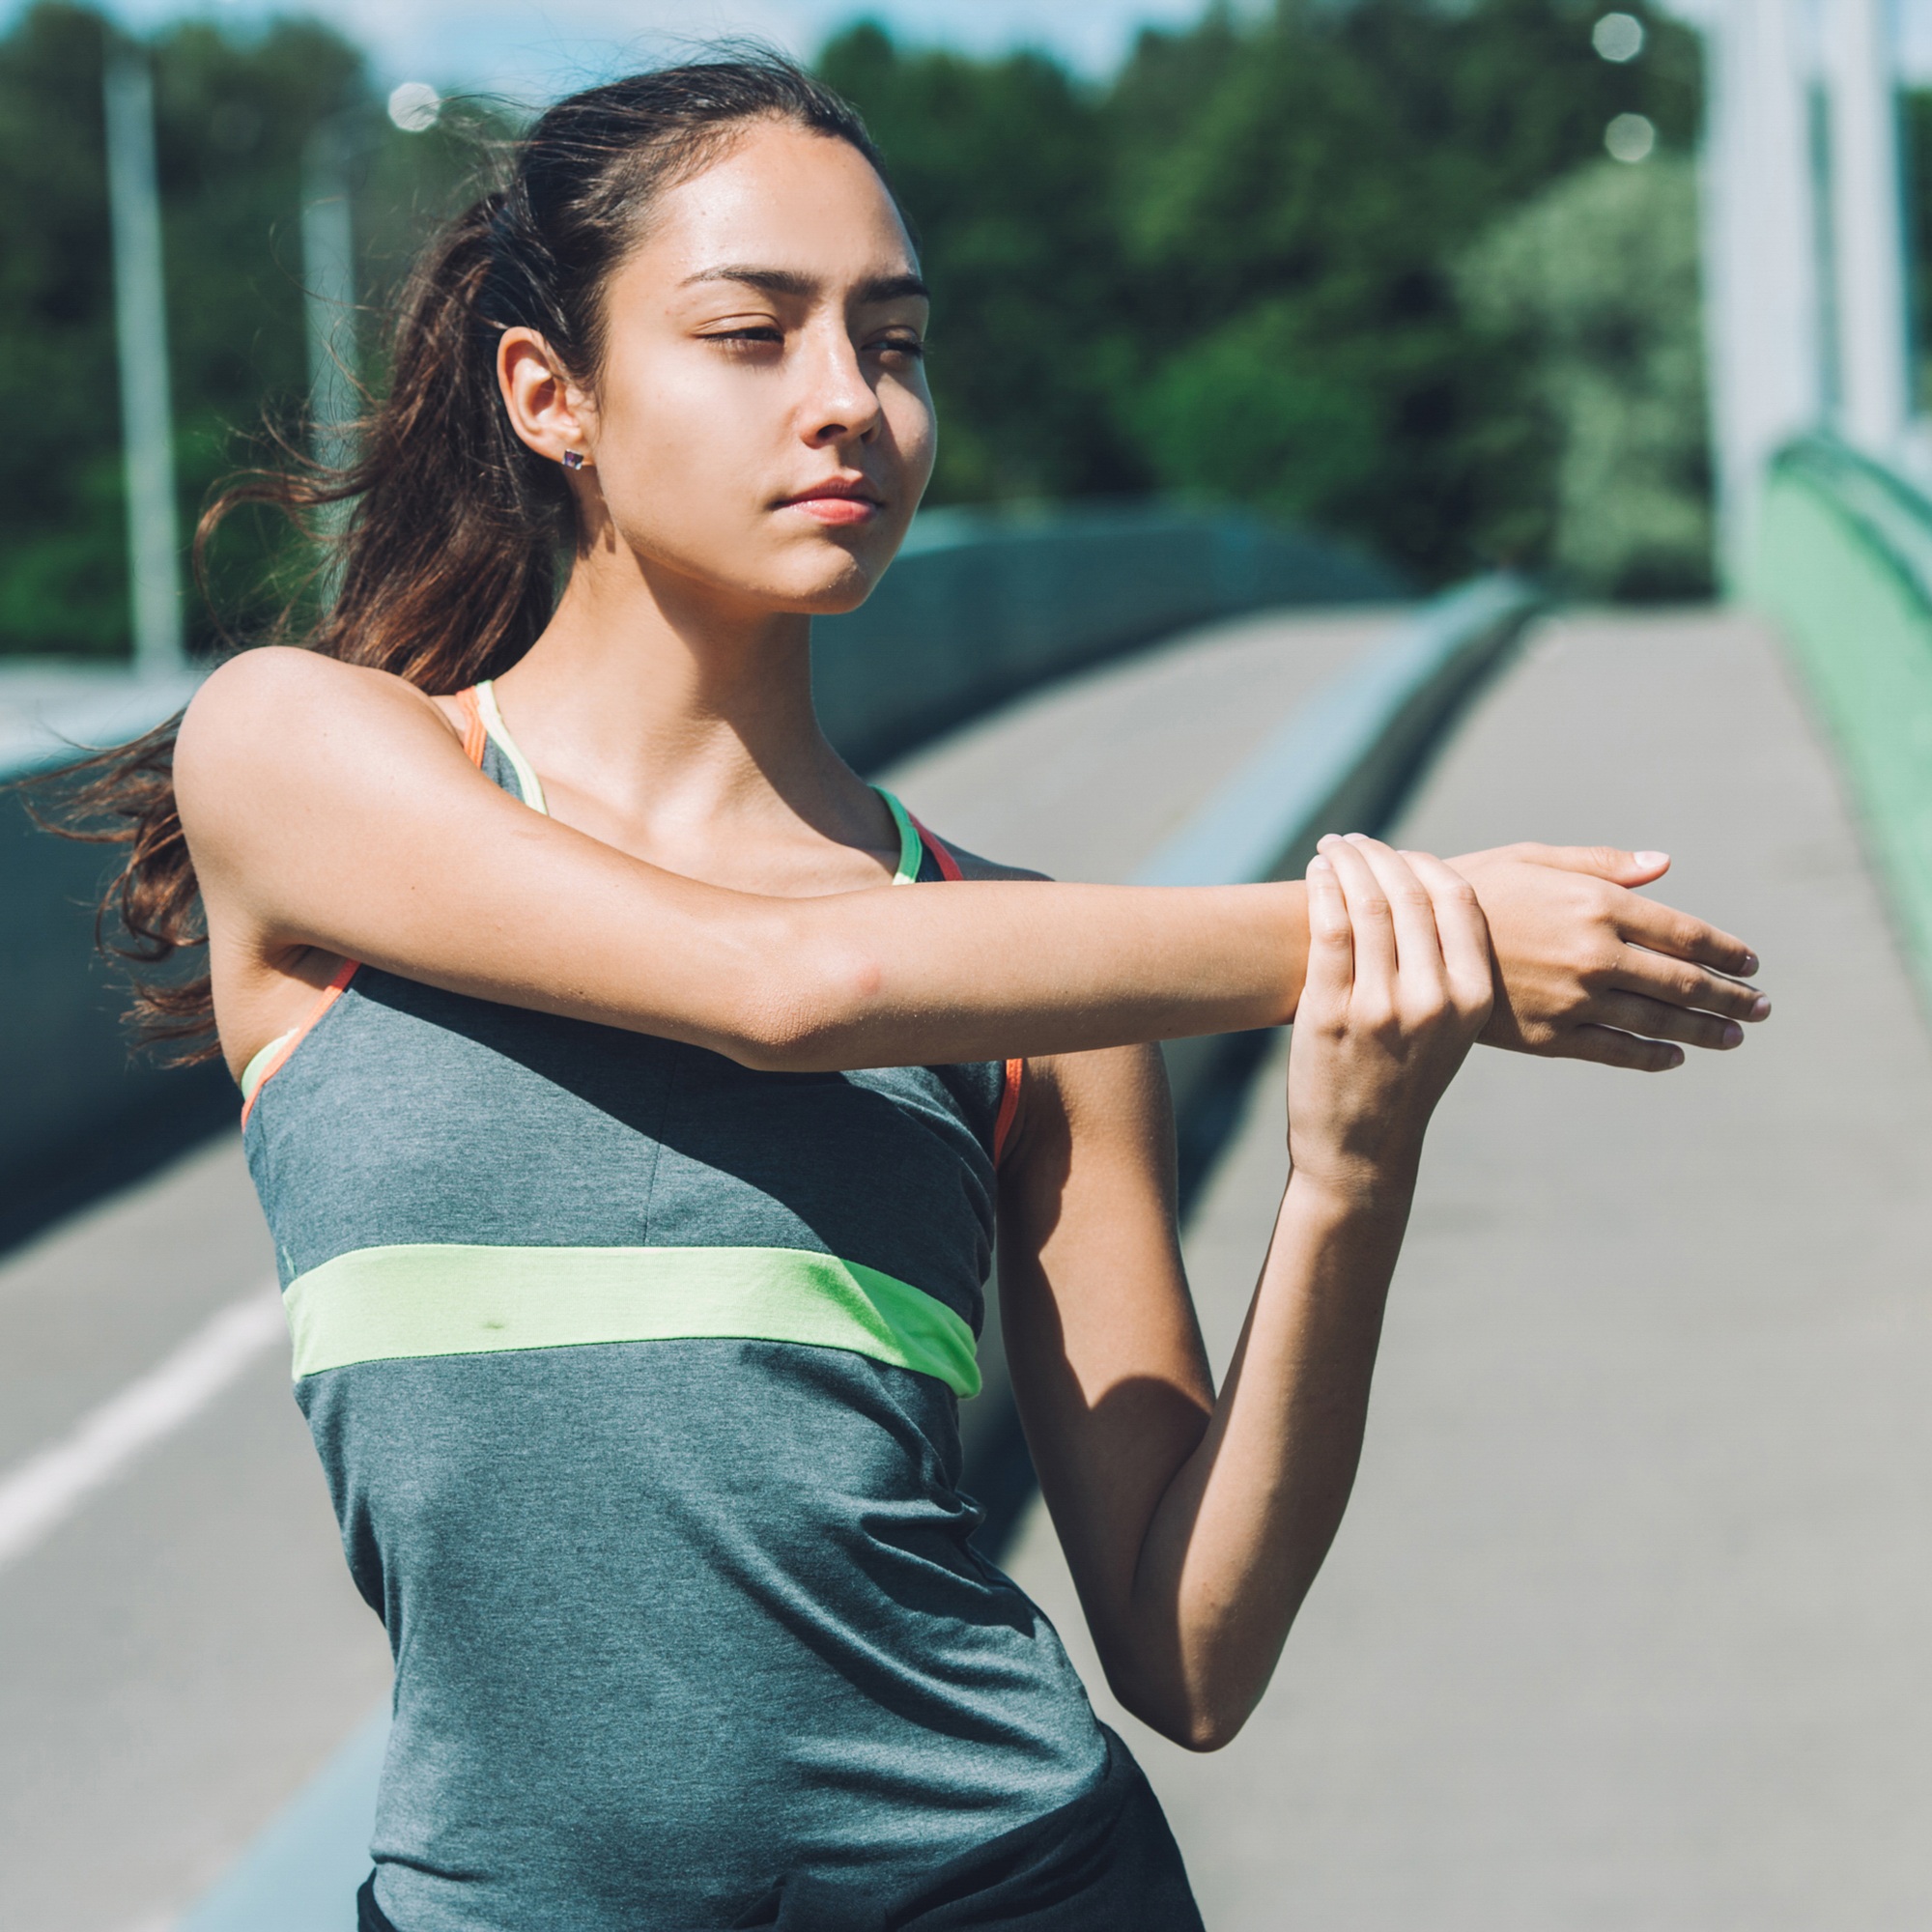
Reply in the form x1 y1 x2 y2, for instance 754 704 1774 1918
79 56 1765 1930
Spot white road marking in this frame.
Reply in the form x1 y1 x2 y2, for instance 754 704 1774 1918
0 1286 284 1573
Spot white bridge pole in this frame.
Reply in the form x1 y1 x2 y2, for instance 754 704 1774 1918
102 40 185 675
300 121 358 478
1701 0 1827 587
1824 0 1912 457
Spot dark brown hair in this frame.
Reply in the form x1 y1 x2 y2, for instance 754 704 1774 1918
46 51 889 1061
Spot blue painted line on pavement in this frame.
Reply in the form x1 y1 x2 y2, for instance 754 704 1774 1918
176 1708 388 1932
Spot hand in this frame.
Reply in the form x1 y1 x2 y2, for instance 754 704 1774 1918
1448 843 1769 1073
1287 835 1493 1202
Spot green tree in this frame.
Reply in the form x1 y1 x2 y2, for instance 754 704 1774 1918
0 3 481 659
0 3 125 653
1104 0 1701 576
824 0 1703 583
0 0 1719 658
817 23 1141 502
1459 154 1712 599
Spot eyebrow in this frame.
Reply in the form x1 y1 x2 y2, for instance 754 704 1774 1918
681 266 929 305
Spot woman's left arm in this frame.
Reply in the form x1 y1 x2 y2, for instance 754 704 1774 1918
998 833 1493 1752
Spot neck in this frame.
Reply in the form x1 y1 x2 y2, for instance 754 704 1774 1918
491 529 866 852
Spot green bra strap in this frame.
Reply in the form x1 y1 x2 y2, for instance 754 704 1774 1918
872 787 923 885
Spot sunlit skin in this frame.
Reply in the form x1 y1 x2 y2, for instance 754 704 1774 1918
175 120 1770 1747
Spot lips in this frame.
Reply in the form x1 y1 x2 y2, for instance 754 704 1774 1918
781 481 882 526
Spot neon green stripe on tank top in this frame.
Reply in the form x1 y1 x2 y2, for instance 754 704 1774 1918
281 1243 981 1397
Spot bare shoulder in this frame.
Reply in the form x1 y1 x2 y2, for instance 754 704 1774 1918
177 649 459 823
181 647 450 754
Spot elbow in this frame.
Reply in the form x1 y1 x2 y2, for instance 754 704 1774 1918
727 998 819 1075
725 919 882 1073
1139 1702 1250 1755
1106 1667 1255 1755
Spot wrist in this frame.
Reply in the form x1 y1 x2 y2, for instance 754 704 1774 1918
1271 877 1311 1025
1283 1156 1419 1225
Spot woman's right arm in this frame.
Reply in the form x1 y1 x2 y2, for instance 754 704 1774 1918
175 648 1309 1074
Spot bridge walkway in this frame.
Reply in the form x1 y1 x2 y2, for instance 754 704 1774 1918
1006 608 1932 1928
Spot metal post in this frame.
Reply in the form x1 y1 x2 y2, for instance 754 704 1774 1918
1824 0 1911 454
102 39 185 676
301 122 358 477
1700 0 1827 586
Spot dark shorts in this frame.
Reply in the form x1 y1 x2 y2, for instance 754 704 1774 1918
357 1724 1202 1931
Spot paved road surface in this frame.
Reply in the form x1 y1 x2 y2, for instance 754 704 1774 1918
1007 609 1932 1928
0 606 1389 1932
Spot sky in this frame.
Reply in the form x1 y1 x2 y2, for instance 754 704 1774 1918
12 0 1932 99
50 0 1231 95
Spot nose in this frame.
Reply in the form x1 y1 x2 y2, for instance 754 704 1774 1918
799 323 883 448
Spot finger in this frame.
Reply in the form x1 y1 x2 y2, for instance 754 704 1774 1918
1585 989 1747 1052
1316 835 1396 1009
1505 841 1674 888
1302 853 1354 1009
1343 835 1447 998
1401 849 1493 1016
1551 1024 1686 1072
1615 894 1760 978
1610 945 1772 1021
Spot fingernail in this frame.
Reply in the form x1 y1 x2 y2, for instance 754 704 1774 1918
1749 994 1772 1020
1720 1021 1744 1048
1664 1046 1685 1068
1634 851 1667 869
1318 834 1339 849
1310 855 1333 874
1742 952 1760 976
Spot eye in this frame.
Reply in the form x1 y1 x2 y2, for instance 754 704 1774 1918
702 325 784 352
869 333 926 361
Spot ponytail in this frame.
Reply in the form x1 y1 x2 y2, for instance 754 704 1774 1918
37 50 889 1060
289 191 569 691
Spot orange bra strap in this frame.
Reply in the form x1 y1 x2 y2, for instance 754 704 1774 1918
238 955 358 1128
456 686 488 769
992 1059 1024 1166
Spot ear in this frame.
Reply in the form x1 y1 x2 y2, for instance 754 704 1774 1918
497 327 592 468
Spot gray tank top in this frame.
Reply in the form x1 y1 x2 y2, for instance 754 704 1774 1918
241 683 1108 1929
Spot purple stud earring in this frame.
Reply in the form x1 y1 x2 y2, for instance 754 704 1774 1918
561 449 585 470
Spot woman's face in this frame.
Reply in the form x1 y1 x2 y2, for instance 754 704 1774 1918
511 119 936 616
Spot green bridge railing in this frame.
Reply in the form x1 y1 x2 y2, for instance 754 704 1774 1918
1756 437 1932 1015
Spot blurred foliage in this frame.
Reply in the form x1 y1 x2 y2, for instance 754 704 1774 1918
824 0 1706 592
0 2 487 657
1460 156 1711 598
0 0 1708 659
816 26 1141 501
